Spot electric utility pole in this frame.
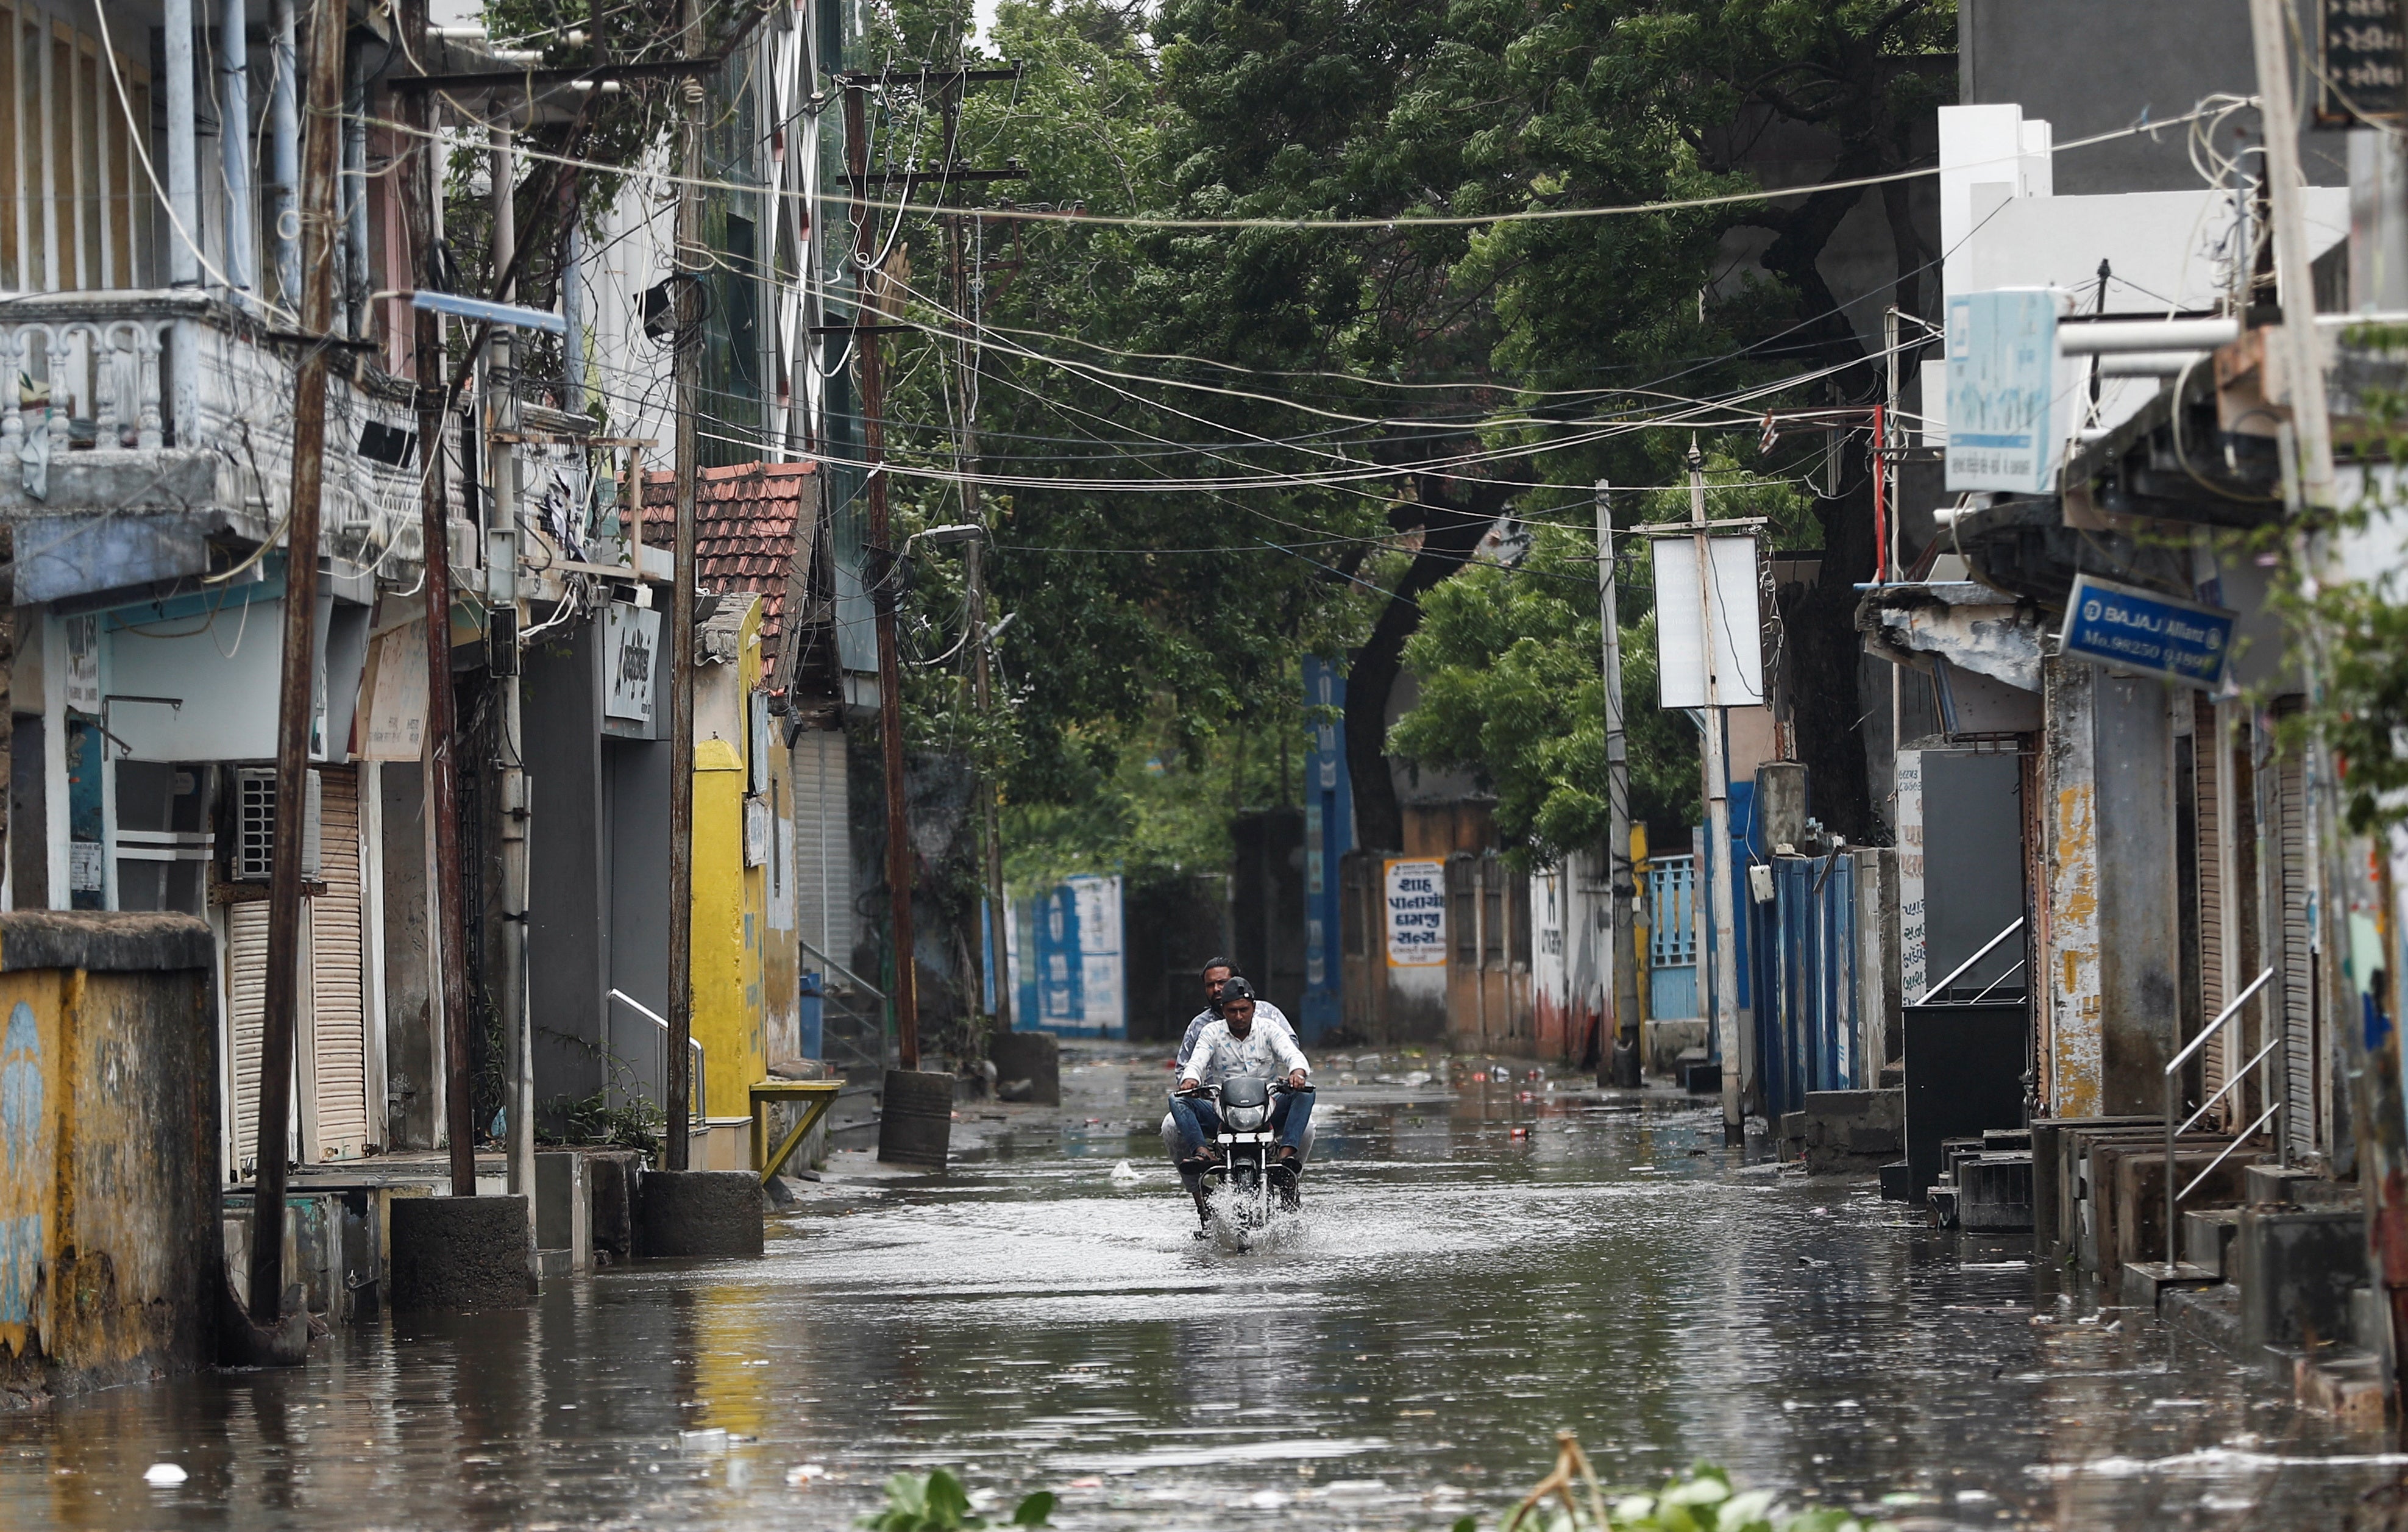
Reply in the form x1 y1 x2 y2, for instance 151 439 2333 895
664 0 704 1166
1595 482 1638 1088
1686 443 1744 1145
488 124 535 1220
2249 0 2408 1423
847 80 920 1071
250 0 347 1325
945 150 1007 1030
392 0 475 1197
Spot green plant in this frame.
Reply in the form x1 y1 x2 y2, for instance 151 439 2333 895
536 1087 666 1155
1458 1433 1890 1532
861 1469 1054 1531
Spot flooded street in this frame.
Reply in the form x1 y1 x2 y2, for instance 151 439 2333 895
5 1052 2406 1530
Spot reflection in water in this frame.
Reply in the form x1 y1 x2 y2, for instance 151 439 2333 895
0 1072 2399 1530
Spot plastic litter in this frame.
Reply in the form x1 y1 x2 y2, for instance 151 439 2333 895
786 1464 828 1487
1109 1160 1142 1185
1068 1476 1104 1489
143 1464 187 1487
678 1428 730 1451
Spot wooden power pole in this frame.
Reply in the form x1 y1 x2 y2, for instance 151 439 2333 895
664 0 704 1167
250 0 349 1324
847 79 919 1069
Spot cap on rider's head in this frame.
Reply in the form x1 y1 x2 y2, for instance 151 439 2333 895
1218 975 1256 1004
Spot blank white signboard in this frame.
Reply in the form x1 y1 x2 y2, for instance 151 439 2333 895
1651 534 1765 708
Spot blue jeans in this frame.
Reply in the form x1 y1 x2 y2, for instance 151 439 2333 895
1170 1089 1314 1162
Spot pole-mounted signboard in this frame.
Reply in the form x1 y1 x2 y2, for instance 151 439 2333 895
1945 289 2058 494
2056 572 2239 690
2318 0 2408 126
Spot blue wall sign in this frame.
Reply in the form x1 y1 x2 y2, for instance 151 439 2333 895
1300 657 1352 1042
2058 573 2237 689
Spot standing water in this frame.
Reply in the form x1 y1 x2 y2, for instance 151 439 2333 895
3 1049 2404 1529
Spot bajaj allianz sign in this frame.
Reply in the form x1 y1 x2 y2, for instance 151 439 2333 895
2058 574 2237 690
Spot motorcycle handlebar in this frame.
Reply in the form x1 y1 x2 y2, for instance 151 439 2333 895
1173 1078 1316 1099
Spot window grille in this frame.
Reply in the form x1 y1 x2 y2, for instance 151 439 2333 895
233 766 320 880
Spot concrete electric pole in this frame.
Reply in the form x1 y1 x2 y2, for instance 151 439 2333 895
1595 482 1639 1088
1687 443 1746 1144
488 124 535 1222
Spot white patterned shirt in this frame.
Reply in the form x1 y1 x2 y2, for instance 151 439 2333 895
1181 1018 1309 1089
1176 1000 1295 1074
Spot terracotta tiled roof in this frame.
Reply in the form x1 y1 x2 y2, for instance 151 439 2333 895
633 461 817 644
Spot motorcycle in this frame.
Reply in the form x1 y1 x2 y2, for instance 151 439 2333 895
1172 1077 1313 1247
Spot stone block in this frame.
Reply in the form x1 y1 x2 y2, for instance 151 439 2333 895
2296 1350 2387 1429
2351 1285 2393 1363
989 1031 1060 1107
2120 1259 2221 1311
535 1153 591 1272
1777 1111 1806 1163
637 1171 764 1259
1878 1161 1914 1202
2034 1116 2159 1264
388 1195 531 1312
2237 1206 2365 1361
2245 1163 2323 1206
0 913 221 1411
2111 1148 2257 1272
1960 1154 2034 1231
2184 1208 2240 1278
2077 1131 2225 1273
584 1152 641 1264
878 1069 956 1169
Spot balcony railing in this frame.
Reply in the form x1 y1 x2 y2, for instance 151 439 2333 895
0 287 467 578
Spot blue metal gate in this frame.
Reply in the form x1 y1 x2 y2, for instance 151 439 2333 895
1646 855 1698 1019
1758 852 1863 1119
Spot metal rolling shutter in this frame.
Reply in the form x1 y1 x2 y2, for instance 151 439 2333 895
2276 732 2317 1159
790 729 852 982
226 900 269 1174
308 766 369 1158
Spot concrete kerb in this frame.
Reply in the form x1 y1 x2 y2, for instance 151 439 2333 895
638 1170 765 1258
388 1196 533 1310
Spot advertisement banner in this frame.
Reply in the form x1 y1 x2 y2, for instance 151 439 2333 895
1945 288 2058 493
2056 572 2237 690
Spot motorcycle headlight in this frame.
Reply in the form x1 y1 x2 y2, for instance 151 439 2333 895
1226 1103 1270 1131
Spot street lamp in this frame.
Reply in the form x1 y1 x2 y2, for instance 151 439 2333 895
904 522 984 552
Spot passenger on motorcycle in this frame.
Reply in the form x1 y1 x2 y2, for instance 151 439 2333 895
1171 977 1314 1188
1176 957 1297 1075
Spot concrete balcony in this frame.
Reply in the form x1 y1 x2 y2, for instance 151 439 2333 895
0 288 463 607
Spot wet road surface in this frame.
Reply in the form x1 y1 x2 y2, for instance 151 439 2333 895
6 1051 2408 1530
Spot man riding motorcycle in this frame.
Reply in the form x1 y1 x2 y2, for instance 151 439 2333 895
1170 977 1315 1198
1177 956 1296 1074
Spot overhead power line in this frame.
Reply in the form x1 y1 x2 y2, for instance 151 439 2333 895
352 99 2234 233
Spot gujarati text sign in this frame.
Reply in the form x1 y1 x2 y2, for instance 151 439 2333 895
1383 858 1446 968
